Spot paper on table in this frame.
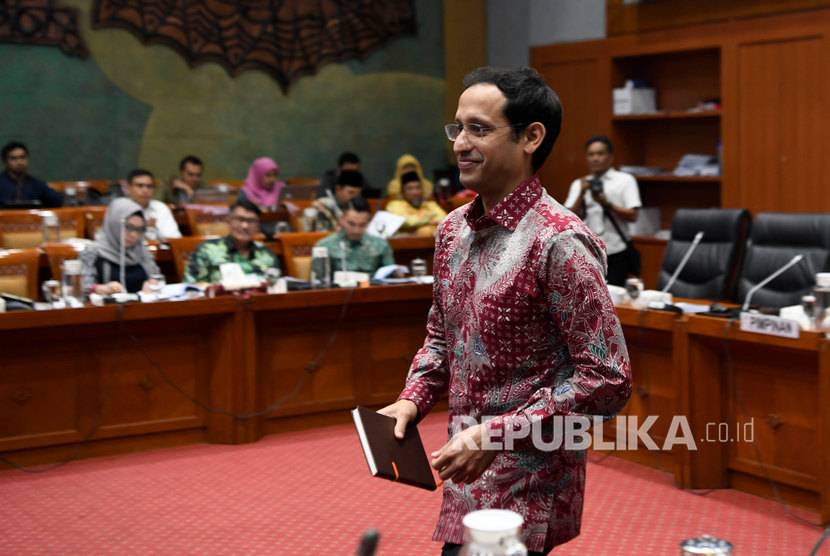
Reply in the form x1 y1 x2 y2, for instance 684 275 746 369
373 264 409 279
674 302 711 314
367 211 405 239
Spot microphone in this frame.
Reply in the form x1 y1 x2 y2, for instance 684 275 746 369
661 231 704 294
356 528 379 556
339 240 348 275
742 254 805 312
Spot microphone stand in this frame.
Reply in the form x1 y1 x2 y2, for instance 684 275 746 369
340 240 348 281
741 254 804 312
661 231 704 294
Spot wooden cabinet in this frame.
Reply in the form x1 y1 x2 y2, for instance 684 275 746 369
531 9 830 228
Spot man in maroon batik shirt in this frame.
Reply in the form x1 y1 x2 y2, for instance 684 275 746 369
380 67 632 555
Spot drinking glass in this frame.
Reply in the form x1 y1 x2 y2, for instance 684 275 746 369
625 277 644 301
411 258 427 282
148 273 166 299
42 280 62 303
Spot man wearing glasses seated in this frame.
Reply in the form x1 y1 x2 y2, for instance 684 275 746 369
184 199 280 283
313 196 396 276
124 168 182 242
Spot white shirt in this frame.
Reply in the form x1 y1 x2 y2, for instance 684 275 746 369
143 199 182 241
564 167 641 255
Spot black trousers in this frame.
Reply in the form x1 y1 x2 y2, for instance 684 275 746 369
606 249 629 287
441 542 548 556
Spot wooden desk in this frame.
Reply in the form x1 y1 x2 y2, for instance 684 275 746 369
684 314 830 520
608 303 688 479
0 285 433 468
0 297 240 467
251 285 432 436
611 303 829 520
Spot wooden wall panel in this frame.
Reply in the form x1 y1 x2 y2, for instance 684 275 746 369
607 0 830 37
733 35 827 213
532 55 606 203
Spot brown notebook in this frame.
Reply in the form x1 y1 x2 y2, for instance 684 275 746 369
351 406 438 491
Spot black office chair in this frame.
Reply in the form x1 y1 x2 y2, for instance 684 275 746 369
656 208 751 300
736 212 830 309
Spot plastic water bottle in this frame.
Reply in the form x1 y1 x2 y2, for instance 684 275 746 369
61 259 84 307
41 211 60 243
302 207 318 232
310 246 331 289
814 272 830 331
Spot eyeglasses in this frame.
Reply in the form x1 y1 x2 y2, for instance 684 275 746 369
230 216 259 226
444 122 524 142
124 224 146 234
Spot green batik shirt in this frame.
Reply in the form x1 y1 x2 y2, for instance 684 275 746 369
315 229 396 275
184 236 280 283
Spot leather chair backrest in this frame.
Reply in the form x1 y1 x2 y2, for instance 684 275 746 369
657 208 750 300
737 212 830 309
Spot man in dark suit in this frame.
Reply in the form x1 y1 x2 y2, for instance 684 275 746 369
0 141 63 208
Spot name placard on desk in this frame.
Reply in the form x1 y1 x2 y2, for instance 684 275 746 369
739 312 800 339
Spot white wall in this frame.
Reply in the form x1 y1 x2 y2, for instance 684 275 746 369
487 0 605 68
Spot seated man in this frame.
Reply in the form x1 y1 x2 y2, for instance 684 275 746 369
311 169 363 231
125 168 182 241
154 155 205 204
184 199 280 283
385 171 447 237
314 197 395 275
0 141 63 208
316 151 378 199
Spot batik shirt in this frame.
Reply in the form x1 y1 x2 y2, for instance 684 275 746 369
315 229 395 275
399 175 632 552
183 236 279 283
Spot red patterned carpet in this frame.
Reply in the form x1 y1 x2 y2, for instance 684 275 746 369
0 410 826 555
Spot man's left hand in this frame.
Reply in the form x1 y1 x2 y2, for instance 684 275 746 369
430 423 498 485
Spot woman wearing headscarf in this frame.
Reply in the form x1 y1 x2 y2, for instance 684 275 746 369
385 154 435 200
237 157 285 211
79 198 160 296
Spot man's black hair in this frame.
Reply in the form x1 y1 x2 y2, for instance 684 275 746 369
338 152 360 167
585 135 613 153
179 155 203 170
230 198 262 217
128 168 155 183
401 171 421 185
462 66 562 172
2 141 28 161
337 169 364 189
343 196 370 214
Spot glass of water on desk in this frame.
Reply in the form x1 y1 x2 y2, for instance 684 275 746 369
625 277 644 303
147 273 166 300
411 258 427 283
801 294 817 330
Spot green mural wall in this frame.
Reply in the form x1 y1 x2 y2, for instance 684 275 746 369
0 0 447 191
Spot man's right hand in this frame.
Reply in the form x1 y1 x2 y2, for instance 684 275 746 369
580 179 591 193
172 178 195 197
378 399 418 439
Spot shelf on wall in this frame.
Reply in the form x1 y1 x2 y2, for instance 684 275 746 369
612 109 721 121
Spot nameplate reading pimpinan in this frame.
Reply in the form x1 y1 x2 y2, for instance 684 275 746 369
739 312 800 339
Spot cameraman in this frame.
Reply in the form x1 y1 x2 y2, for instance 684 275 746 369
565 135 641 286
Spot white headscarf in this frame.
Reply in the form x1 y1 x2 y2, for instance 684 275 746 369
86 198 156 273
